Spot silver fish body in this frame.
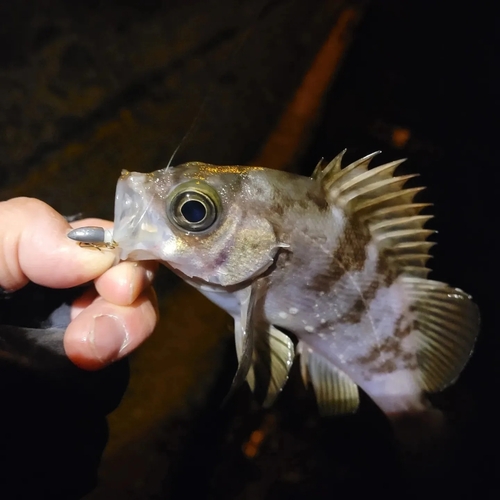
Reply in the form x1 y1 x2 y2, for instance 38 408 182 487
111 152 479 421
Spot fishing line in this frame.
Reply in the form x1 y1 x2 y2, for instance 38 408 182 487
165 0 287 170
67 0 288 247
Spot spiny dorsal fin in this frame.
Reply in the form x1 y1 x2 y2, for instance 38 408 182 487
363 203 433 222
311 157 326 179
298 341 359 416
322 151 382 194
240 325 295 408
401 276 480 392
312 149 347 181
355 187 427 216
316 151 435 278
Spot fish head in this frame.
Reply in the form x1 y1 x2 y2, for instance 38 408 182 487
112 162 280 287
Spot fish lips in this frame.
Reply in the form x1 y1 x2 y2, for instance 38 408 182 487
112 171 170 262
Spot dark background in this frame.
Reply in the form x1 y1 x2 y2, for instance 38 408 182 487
0 1 498 498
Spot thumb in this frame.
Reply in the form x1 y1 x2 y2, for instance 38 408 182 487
0 197 116 291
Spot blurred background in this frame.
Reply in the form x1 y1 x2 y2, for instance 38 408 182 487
0 0 497 498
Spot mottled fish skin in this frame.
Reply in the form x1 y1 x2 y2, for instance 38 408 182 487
265 229 422 414
111 156 479 421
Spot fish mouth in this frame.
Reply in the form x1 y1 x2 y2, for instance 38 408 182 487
112 172 165 261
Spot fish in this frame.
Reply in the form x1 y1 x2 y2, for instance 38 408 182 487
110 150 480 430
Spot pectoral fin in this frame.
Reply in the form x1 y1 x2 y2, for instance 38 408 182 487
298 341 359 416
228 283 295 408
245 325 295 408
223 283 261 404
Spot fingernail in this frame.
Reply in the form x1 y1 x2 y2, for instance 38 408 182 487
89 314 129 363
133 262 155 285
129 264 155 303
145 268 155 284
127 264 139 304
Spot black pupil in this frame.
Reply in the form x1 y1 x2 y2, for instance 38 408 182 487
181 199 207 223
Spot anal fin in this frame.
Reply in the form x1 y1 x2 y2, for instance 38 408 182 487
298 341 359 416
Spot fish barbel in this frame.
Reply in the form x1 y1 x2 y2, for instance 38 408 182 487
109 151 480 424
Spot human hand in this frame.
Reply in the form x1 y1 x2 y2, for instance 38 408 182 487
0 197 159 370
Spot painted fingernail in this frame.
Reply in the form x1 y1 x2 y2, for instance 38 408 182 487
89 314 129 363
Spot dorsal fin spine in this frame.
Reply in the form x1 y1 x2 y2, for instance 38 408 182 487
318 151 434 278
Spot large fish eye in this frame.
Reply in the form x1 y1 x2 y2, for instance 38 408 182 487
167 181 221 233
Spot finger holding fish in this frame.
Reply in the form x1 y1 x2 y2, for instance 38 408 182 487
0 202 159 372
65 218 159 368
69 218 159 306
93 259 158 307
65 285 158 370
